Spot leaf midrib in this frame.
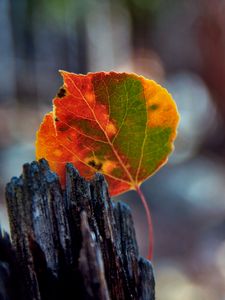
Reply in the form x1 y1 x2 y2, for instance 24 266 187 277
61 73 136 187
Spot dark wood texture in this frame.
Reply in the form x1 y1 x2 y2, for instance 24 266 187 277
3 159 155 300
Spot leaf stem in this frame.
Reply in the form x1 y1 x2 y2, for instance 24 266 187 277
135 185 154 260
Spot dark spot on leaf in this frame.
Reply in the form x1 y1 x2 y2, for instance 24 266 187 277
149 104 159 111
57 87 66 98
88 160 103 171
68 119 77 127
88 160 95 167
54 117 59 122
58 124 68 132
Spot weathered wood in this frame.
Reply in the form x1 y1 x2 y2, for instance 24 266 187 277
3 159 155 300
0 229 12 300
0 228 20 300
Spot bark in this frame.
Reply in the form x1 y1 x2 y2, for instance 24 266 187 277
3 159 155 300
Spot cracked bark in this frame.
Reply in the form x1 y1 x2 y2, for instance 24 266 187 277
2 159 155 300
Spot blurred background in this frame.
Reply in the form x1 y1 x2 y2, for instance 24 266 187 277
1 0 225 299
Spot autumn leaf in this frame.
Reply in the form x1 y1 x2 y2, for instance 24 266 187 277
36 71 179 196
35 71 179 259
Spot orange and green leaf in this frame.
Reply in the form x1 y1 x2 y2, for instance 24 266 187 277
36 71 179 196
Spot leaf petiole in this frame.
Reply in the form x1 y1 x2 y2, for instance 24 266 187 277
135 185 154 260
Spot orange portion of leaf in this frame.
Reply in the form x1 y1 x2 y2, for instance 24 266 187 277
36 71 179 196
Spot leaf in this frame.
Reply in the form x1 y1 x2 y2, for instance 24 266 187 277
36 71 179 196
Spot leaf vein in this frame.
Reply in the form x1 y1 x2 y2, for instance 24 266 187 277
65 74 135 185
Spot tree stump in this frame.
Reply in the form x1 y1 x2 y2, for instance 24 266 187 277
1 159 155 300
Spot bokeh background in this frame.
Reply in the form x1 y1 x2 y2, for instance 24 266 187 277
1 0 225 299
